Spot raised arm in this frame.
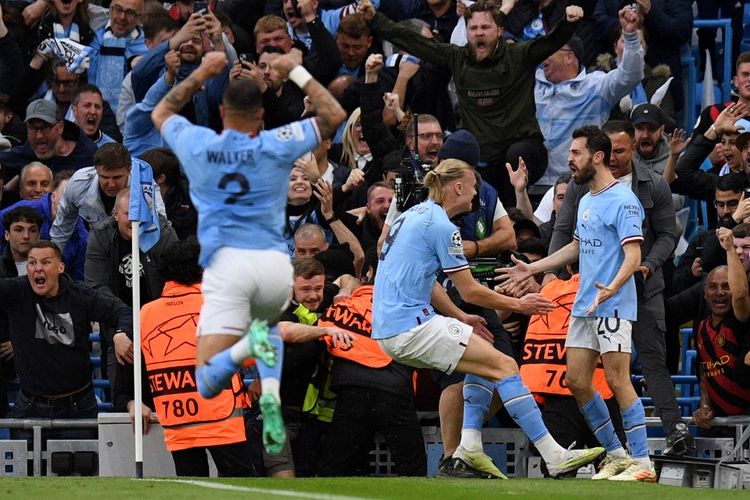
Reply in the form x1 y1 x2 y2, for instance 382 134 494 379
271 53 347 139
151 51 229 130
717 228 750 322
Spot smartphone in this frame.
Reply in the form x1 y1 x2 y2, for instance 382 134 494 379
290 0 302 17
745 187 750 199
239 53 253 64
193 1 208 14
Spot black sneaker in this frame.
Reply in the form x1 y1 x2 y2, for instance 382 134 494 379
437 457 501 479
438 455 453 475
664 422 696 456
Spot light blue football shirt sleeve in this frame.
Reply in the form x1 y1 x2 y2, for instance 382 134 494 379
432 218 469 273
615 194 645 246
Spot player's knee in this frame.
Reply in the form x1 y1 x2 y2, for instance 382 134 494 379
603 368 630 394
564 370 592 395
496 353 518 378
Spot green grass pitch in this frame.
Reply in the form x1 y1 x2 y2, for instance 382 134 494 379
0 476 747 499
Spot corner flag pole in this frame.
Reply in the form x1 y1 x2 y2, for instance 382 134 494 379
132 222 144 479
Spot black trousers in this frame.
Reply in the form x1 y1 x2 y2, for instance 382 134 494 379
319 387 427 477
633 291 681 433
170 441 254 477
477 137 549 209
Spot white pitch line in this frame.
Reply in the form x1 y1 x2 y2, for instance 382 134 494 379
145 478 372 500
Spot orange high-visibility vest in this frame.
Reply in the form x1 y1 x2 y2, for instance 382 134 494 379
520 275 613 400
140 282 247 452
317 285 393 368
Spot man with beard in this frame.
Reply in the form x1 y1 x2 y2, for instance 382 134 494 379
0 99 96 180
546 120 692 457
131 10 229 133
357 181 393 268
256 46 306 128
356 0 582 207
502 126 656 482
632 104 670 174
374 158 604 478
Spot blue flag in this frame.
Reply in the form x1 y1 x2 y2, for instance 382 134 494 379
128 158 160 252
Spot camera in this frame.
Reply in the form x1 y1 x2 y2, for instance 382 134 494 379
394 113 433 212
394 155 432 212
469 251 530 289
744 187 750 199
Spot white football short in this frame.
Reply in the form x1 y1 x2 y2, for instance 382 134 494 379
566 316 633 354
198 248 293 337
377 315 472 374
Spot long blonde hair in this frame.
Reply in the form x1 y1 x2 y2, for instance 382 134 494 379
341 108 363 169
423 159 471 204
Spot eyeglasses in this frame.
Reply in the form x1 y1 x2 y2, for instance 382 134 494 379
416 132 443 141
26 122 59 135
53 78 78 89
111 4 138 20
714 199 740 209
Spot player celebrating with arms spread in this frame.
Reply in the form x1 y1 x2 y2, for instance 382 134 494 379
501 126 655 482
152 50 346 455
374 158 604 478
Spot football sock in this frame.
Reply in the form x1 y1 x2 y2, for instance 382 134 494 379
580 393 627 456
622 399 650 467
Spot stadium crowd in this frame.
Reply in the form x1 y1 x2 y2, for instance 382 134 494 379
0 0 748 481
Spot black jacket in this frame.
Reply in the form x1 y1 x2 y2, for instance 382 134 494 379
84 215 177 343
0 273 131 395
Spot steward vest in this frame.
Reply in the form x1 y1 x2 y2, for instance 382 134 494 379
140 282 247 451
520 275 613 401
317 285 392 368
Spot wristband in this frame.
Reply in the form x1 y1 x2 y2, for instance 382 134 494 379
325 215 339 224
709 123 718 136
289 66 313 89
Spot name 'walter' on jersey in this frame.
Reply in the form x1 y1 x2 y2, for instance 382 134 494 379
573 180 644 320
161 115 321 267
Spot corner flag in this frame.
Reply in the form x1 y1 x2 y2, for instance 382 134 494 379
129 158 160 252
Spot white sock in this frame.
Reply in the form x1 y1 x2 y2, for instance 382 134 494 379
458 429 483 453
533 433 566 465
634 456 652 470
609 448 628 458
229 337 252 364
261 377 281 401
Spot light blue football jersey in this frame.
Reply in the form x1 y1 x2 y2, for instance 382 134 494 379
161 115 320 267
573 180 644 320
373 199 469 339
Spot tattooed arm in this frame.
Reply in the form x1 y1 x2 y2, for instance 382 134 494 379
151 51 229 130
270 52 346 139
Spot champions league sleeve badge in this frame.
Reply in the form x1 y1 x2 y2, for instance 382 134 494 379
448 230 464 255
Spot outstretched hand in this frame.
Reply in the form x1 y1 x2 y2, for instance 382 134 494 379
495 254 533 285
585 281 615 315
505 157 529 192
517 293 555 315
